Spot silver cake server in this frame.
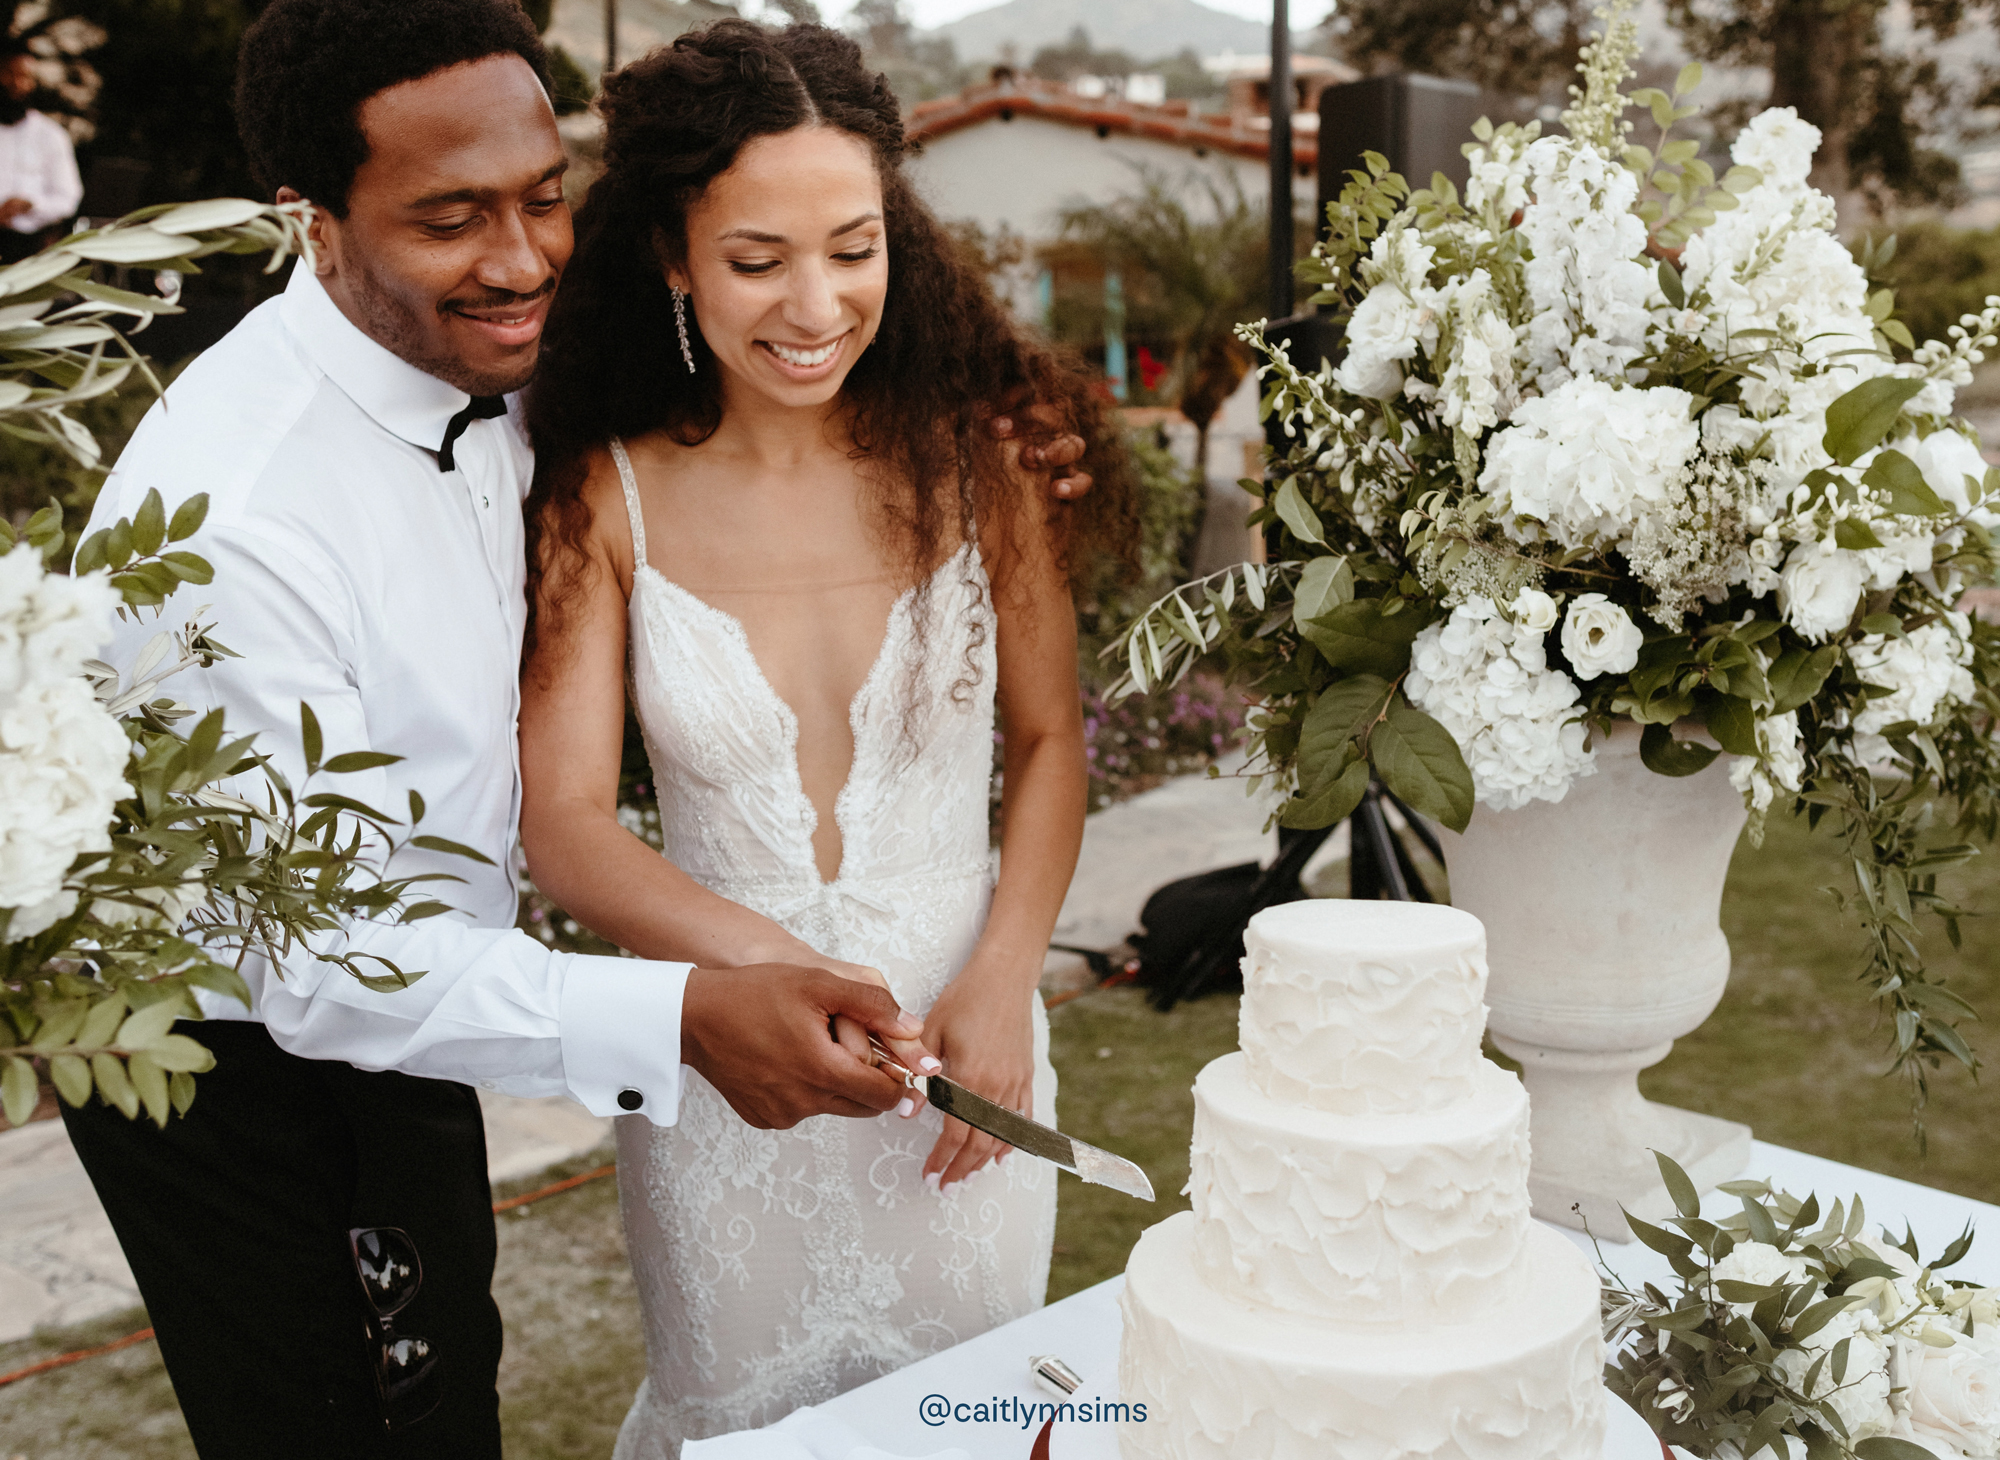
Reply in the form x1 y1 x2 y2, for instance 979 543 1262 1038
869 1041 1155 1201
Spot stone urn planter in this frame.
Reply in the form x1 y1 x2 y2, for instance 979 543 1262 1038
1438 721 1752 1239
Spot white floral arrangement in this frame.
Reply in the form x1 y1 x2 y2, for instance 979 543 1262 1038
1111 0 2000 1115
1607 1154 1997 1460
0 204 469 1129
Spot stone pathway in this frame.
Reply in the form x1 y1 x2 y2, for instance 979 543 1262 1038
0 762 1289 1346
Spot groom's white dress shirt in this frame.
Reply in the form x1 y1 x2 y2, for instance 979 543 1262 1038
82 262 689 1122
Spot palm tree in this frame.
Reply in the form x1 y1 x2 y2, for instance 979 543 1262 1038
1058 167 1267 490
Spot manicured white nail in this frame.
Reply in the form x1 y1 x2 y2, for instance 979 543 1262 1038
920 1056 942 1073
924 1171 942 1192
943 1180 963 1198
895 1097 914 1118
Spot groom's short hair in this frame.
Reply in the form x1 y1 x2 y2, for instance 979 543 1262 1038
236 0 553 218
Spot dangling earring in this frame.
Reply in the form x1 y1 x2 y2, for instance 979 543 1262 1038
671 285 695 374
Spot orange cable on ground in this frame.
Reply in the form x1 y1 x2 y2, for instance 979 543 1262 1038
0 1161 620 1388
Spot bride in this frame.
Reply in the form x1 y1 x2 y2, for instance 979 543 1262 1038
515 18 1130 1455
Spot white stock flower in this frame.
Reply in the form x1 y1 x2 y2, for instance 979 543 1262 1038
1405 596 1596 810
1777 539 1866 642
1479 378 1700 549
1900 1333 2000 1456
1849 615 1976 761
0 677 130 937
1333 228 1441 401
1517 134 1654 385
1437 269 1519 436
1511 586 1558 636
1729 710 1806 813
0 543 120 713
1559 594 1642 680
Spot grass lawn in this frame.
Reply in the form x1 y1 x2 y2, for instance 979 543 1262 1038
4 805 1997 1455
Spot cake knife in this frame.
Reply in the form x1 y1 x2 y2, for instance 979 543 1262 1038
868 1041 1156 1201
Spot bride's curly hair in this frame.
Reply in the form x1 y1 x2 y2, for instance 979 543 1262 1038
524 19 1133 660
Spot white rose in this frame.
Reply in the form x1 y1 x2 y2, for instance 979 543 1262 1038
0 677 130 930
1560 594 1642 680
1904 1335 2000 1456
1778 540 1866 642
1901 428 1997 527
1511 587 1558 636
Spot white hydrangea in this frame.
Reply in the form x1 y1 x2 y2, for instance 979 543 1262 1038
0 543 120 714
1772 1303 1895 1442
1518 135 1655 385
1333 227 1441 401
1405 596 1596 810
1728 710 1806 812
1710 1239 1810 1312
1479 377 1700 548
1849 615 1976 761
0 676 131 938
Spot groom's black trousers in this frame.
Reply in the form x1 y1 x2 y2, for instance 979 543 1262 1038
61 1020 504 1459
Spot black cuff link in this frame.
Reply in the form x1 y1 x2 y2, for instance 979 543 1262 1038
617 1088 643 1112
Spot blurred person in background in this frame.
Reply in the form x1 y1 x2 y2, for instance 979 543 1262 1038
0 43 79 261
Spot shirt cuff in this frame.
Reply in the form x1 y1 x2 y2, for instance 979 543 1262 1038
557 953 691 1123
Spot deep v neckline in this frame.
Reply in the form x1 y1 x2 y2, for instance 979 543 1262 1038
631 542 972 888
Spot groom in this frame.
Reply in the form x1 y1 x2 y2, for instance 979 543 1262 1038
65 2 1092 1456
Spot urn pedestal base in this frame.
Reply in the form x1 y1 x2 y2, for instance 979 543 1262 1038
1494 1032 1751 1237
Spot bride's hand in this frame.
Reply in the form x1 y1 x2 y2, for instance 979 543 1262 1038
919 962 1037 1191
820 958 936 1115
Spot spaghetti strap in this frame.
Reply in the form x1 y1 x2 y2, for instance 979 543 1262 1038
608 436 648 568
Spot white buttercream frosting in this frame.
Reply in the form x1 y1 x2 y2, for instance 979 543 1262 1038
1237 901 1490 1114
1119 1214 1607 1460
1188 1052 1532 1324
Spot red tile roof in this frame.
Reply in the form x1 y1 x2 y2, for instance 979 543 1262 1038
905 76 1320 173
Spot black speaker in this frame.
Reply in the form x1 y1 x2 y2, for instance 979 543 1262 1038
1316 73 1487 219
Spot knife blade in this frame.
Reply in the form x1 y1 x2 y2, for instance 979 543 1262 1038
870 1043 1155 1201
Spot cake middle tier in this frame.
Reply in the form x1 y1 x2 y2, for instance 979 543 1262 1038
1190 1052 1532 1323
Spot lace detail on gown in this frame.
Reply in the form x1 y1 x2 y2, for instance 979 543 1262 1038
604 439 1057 1458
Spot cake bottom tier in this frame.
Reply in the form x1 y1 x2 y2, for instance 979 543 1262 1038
1118 1213 1606 1460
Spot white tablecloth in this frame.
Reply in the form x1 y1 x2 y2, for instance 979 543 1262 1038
690 1140 2000 1459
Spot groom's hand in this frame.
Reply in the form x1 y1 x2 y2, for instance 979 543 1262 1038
680 964 934 1129
984 400 1093 500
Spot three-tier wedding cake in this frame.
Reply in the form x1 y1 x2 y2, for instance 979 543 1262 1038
1118 899 1606 1458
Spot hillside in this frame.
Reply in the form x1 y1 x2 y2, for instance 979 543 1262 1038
934 0 1277 64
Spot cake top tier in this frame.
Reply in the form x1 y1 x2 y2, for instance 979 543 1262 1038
1238 900 1490 1114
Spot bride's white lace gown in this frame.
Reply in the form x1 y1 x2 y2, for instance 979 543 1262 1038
604 440 1058 1457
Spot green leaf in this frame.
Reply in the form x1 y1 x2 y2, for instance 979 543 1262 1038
1294 674 1393 790
1302 598 1424 677
1834 517 1886 551
320 751 402 776
1860 449 1947 517
1654 1149 1702 1219
48 1052 91 1107
1674 60 1702 95
1705 697 1759 756
1640 722 1719 777
146 1033 215 1074
91 1052 138 1119
114 1000 180 1051
1822 377 1926 466
1280 756 1370 830
1 1056 35 1128
130 488 166 556
1273 477 1325 546
75 991 128 1052
1658 258 1685 309
1624 1209 1695 1259
409 835 497 866
167 492 208 542
1854 1440 1950 1460
169 1070 196 1117
300 702 323 778
127 1053 170 1126
74 527 110 575
1292 555 1354 627
1790 1293 1864 1343
1768 645 1839 714
160 550 213 584
1371 699 1474 832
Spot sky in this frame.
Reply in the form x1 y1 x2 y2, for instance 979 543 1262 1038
815 0 1339 31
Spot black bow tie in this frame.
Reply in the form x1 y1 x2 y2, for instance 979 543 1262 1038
438 394 508 473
